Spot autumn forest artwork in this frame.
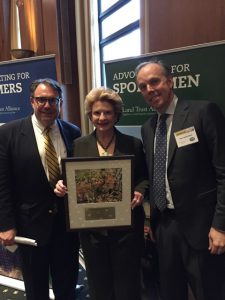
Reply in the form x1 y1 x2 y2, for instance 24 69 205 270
75 168 122 204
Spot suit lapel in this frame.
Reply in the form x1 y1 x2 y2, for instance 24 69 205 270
114 129 128 156
141 115 157 182
168 100 189 166
57 119 69 155
148 115 157 161
87 132 99 156
20 116 40 153
20 116 48 178
76 131 99 157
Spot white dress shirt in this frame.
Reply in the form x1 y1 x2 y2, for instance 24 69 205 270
31 114 67 180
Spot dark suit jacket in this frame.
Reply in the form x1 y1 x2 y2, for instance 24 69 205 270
73 128 148 227
141 99 225 250
0 116 80 245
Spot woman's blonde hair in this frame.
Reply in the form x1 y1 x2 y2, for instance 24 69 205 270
85 87 123 121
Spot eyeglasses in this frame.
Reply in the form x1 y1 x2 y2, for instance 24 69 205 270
33 97 60 106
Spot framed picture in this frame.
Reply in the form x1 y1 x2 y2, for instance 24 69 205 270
62 155 134 230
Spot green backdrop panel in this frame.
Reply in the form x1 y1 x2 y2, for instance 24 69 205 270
104 41 225 126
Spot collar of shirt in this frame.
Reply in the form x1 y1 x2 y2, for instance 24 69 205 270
157 94 178 120
166 94 178 116
155 95 178 139
31 114 66 176
31 114 57 134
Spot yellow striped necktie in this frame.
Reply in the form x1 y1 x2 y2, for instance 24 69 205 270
43 128 61 188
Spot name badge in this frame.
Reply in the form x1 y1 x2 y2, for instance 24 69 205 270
174 126 199 148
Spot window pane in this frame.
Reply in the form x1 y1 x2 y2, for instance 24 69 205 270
102 0 140 39
100 0 119 12
103 29 140 62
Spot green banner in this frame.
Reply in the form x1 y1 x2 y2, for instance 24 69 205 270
104 41 225 126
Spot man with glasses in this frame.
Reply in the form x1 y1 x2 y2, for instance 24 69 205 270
0 78 81 300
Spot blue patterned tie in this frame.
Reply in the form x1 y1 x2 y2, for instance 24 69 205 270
153 114 168 211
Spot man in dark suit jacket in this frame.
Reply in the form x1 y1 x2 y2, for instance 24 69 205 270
0 78 81 300
135 60 225 300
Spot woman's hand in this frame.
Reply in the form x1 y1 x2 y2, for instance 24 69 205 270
54 180 68 197
131 191 144 209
